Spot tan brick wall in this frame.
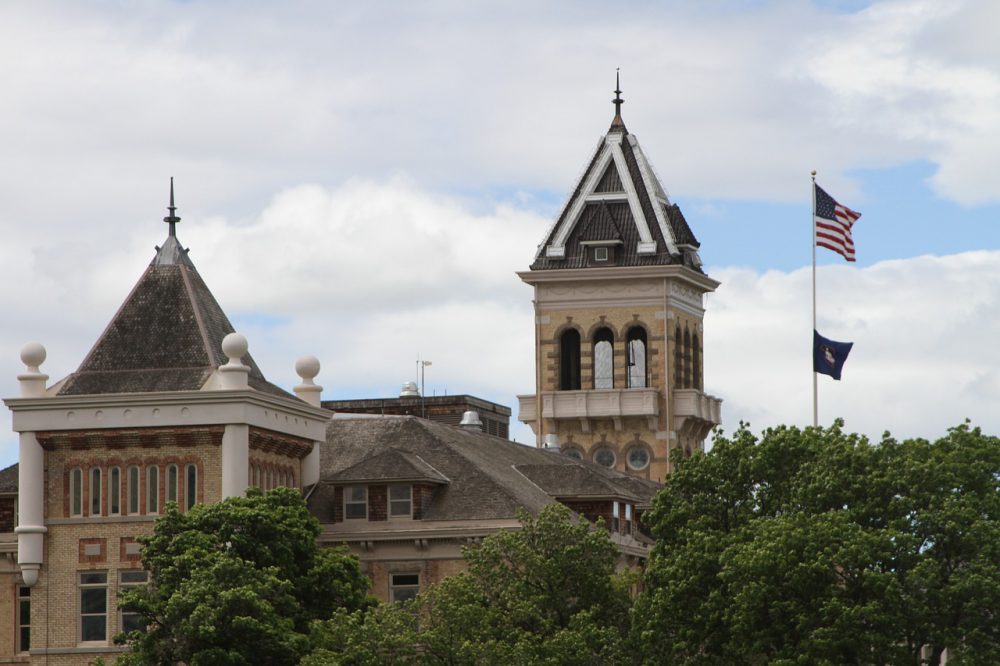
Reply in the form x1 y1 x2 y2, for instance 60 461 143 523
364 555 467 604
248 447 302 491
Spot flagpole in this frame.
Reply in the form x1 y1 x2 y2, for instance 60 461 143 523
811 170 818 427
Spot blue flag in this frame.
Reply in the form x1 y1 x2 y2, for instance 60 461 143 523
814 330 853 380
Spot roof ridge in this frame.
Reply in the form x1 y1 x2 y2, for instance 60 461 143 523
179 262 217 368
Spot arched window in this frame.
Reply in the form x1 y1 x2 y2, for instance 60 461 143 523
693 333 702 390
626 327 648 388
147 466 159 515
559 329 581 390
592 327 614 389
70 467 83 517
127 466 140 514
166 464 178 505
683 328 692 389
185 464 198 511
674 325 682 388
90 467 102 516
109 467 121 516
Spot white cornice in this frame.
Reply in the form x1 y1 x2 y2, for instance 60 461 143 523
518 265 720 293
4 389 331 440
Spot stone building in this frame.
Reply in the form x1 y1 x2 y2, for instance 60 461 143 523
518 81 722 482
0 158 660 662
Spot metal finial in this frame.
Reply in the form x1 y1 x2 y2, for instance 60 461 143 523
163 177 181 237
611 68 624 127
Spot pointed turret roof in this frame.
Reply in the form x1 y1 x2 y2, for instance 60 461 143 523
530 78 702 272
56 183 290 398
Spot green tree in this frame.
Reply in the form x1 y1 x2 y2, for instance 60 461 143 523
633 421 1000 665
305 503 634 665
116 487 372 666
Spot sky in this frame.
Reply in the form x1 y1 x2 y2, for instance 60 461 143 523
3 0 1000 468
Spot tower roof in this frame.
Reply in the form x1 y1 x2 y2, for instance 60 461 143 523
530 80 702 272
56 185 290 398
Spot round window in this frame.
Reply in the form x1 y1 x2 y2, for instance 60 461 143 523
593 447 616 468
563 448 583 461
626 446 650 470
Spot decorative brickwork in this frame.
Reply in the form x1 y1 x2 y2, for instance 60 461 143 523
78 537 107 564
120 537 142 563
248 426 313 458
36 426 225 451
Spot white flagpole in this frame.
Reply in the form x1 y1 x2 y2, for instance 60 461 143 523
811 170 818 427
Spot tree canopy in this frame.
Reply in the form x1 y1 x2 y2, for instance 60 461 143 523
116 487 372 666
305 503 634 665
633 421 1000 665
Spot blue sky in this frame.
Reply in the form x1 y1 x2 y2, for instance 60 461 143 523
3 0 1000 465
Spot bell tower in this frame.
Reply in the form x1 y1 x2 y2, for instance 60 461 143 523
517 78 722 481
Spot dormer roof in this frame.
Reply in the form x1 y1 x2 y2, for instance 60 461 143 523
56 185 290 398
530 84 702 272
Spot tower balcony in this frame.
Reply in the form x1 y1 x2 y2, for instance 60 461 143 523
517 388 660 432
672 388 722 441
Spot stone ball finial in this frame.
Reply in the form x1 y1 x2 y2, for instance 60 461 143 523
20 342 46 372
295 355 320 382
221 332 248 365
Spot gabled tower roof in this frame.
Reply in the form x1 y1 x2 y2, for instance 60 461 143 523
56 183 290 398
530 79 701 272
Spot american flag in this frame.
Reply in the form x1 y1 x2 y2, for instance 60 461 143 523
814 183 861 262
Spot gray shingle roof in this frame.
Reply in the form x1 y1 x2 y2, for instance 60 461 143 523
56 240 291 398
0 464 17 493
327 448 450 485
310 415 659 523
529 119 702 272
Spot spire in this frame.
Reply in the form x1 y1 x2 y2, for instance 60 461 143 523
152 177 193 267
164 177 181 238
611 69 625 130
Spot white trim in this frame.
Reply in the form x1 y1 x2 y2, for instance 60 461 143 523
584 192 628 203
632 140 679 254
609 141 655 250
550 145 615 252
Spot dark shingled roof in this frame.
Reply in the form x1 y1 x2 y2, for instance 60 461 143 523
327 448 450 485
529 118 702 272
57 239 291 398
0 464 17 494
310 415 659 523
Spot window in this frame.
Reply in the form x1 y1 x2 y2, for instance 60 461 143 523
79 571 108 642
625 504 633 535
344 486 367 520
683 328 692 388
166 465 178 505
612 502 620 533
127 466 140 514
626 327 648 388
594 246 609 262
626 446 650 471
389 484 412 518
593 448 616 468
90 467 102 516
119 570 149 635
674 325 682 388
109 467 121 515
70 467 83 517
390 573 420 603
563 448 583 461
17 586 30 652
559 329 581 390
147 466 159 515
185 464 198 511
592 327 614 389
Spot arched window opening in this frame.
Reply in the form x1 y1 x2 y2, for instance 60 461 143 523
166 464 178 505
592 327 615 389
90 468 102 516
683 328 692 389
70 468 83 517
147 466 159 515
185 464 198 511
674 326 682 388
559 329 581 390
626 327 648 388
127 466 140 514
693 333 702 390
109 467 121 515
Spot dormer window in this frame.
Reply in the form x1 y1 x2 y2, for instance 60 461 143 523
389 484 412 518
345 486 367 520
594 246 609 262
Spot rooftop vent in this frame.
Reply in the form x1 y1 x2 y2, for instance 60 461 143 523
459 410 483 432
399 381 420 398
